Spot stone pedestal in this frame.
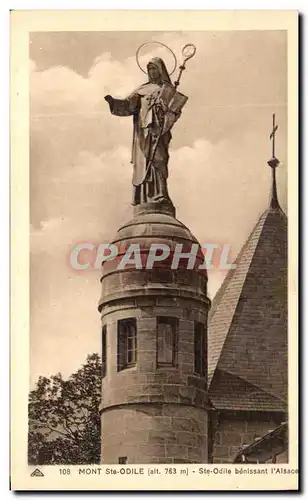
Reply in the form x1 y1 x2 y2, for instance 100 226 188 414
99 202 211 464
133 200 176 218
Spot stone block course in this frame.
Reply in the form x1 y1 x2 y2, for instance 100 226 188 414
240 432 256 446
148 394 169 403
138 317 157 329
195 434 207 447
165 444 188 458
177 431 197 446
178 386 195 405
137 350 157 362
180 362 194 374
137 297 156 308
172 417 192 432
179 352 194 364
164 385 183 400
156 297 179 307
188 446 204 461
163 405 194 418
187 376 207 390
126 395 150 403
211 412 286 463
148 430 178 444
194 389 206 407
102 403 208 463
138 339 157 351
219 431 242 447
212 445 229 458
138 444 167 458
152 416 173 429
138 360 157 372
179 319 194 330
167 373 187 385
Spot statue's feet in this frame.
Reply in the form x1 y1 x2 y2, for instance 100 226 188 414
133 199 176 217
151 195 172 204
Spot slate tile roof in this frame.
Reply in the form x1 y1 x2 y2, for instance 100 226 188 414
208 205 288 410
209 369 287 412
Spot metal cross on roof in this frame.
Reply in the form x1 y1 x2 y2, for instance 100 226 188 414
269 113 279 159
267 113 281 209
268 113 280 170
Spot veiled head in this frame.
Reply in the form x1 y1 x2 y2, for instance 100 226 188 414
147 57 172 85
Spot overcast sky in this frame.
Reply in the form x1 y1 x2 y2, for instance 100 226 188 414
30 30 287 386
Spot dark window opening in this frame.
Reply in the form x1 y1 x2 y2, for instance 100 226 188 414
157 317 178 367
207 414 215 464
118 456 127 464
194 321 206 376
102 325 107 378
117 318 137 371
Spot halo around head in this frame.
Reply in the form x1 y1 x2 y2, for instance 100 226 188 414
136 42 177 76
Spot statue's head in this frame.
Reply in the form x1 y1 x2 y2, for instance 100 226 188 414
147 57 172 85
147 62 161 83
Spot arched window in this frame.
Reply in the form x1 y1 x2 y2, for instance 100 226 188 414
102 325 107 378
157 317 178 367
194 322 206 376
117 318 137 371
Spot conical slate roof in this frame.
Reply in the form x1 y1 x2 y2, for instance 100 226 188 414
208 200 288 411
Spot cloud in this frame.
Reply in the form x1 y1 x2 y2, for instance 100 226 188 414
169 134 287 254
30 144 133 248
30 30 287 118
31 64 101 116
31 49 146 118
30 32 191 119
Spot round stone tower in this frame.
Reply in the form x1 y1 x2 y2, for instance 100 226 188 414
98 201 211 464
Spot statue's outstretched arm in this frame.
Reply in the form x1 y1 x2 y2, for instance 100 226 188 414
104 93 140 117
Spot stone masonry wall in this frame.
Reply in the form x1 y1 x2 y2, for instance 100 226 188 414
101 298 208 409
101 404 208 464
100 296 209 464
211 411 286 463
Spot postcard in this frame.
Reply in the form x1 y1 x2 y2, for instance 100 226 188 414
10 9 298 491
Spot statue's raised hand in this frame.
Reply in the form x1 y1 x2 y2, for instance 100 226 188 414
104 95 114 113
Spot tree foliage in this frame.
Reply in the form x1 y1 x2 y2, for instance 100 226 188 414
28 353 101 465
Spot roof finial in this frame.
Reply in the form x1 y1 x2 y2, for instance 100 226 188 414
267 113 281 209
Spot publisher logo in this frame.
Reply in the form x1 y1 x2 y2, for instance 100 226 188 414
30 468 44 477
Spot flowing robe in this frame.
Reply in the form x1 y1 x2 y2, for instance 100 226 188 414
108 82 180 205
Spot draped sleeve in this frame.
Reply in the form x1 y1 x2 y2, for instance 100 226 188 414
108 92 140 117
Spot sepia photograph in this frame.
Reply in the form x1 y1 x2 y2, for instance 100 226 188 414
10 10 298 491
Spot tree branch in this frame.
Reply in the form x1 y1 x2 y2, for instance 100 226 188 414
45 425 74 440
63 418 78 439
